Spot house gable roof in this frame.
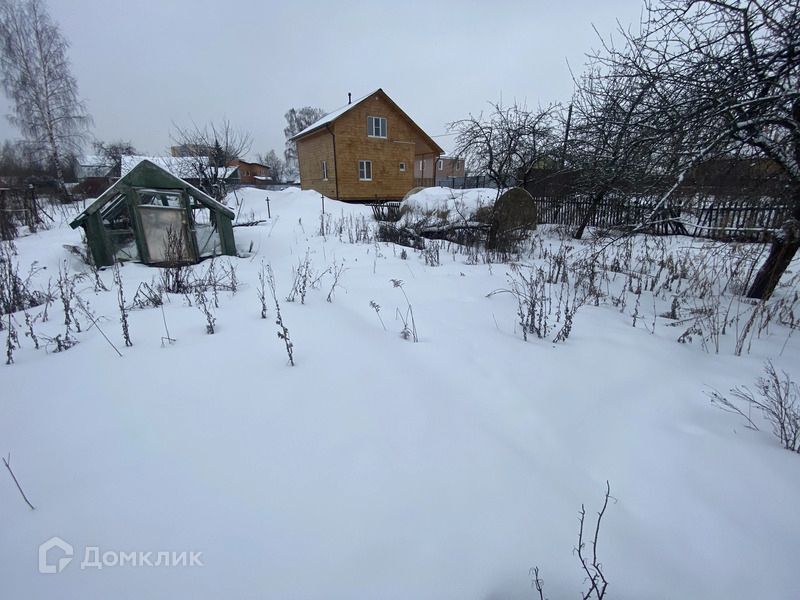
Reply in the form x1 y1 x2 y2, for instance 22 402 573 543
290 88 444 155
70 159 234 229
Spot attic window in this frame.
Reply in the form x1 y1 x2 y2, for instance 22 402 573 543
368 116 387 138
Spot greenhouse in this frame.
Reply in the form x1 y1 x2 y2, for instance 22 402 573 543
70 159 236 267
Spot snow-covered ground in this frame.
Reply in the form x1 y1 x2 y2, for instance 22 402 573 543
1 187 798 599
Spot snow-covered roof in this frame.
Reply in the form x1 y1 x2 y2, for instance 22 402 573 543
79 154 114 167
71 159 234 229
120 156 240 180
289 88 444 155
290 90 377 140
213 166 239 179
121 155 197 179
76 155 115 180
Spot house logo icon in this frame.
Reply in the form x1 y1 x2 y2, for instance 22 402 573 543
38 537 73 574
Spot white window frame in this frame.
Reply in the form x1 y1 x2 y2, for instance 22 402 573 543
399 162 406 172
358 160 372 181
437 159 443 171
322 160 328 180
367 116 387 139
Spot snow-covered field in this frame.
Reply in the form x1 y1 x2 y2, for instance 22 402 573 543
1 187 798 599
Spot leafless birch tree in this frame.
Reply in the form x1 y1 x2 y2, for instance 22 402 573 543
0 0 90 200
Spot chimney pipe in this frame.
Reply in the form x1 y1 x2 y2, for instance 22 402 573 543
348 92 352 105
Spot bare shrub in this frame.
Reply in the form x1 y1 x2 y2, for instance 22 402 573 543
329 213 373 244
159 227 193 294
257 260 268 319
326 260 347 303
390 279 418 342
0 241 46 319
23 310 39 349
55 261 80 347
112 262 132 347
5 314 19 364
265 264 294 366
194 287 215 334
286 249 311 304
131 280 163 309
490 260 583 343
709 361 800 453
369 300 386 330
422 240 441 266
532 481 612 600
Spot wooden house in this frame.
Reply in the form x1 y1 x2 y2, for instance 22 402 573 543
290 89 443 202
414 155 466 186
232 159 270 186
70 159 236 267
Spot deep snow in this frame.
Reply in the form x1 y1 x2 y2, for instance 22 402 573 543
1 187 798 599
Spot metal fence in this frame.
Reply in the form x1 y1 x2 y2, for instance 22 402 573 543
369 201 402 221
414 175 495 190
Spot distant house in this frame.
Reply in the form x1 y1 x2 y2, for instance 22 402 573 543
76 155 116 181
120 155 240 189
414 155 465 186
232 159 270 186
290 88 444 202
170 144 214 158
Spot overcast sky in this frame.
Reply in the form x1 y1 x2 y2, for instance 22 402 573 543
0 0 645 160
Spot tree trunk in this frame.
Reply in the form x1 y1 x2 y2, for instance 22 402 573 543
574 190 606 240
746 237 799 300
45 116 70 202
746 199 800 300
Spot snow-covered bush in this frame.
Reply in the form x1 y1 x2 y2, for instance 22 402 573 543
399 188 492 223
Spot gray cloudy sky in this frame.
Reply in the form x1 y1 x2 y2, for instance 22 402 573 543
0 0 644 159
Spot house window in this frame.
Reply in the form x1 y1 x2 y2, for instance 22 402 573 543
419 160 424 170
322 160 328 180
399 162 406 172
367 116 387 138
358 160 372 181
437 159 443 171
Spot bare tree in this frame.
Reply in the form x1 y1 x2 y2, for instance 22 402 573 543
603 0 800 299
0 0 90 200
449 101 556 195
170 119 252 201
257 149 285 183
565 42 674 239
283 106 326 180
0 138 48 184
92 139 138 178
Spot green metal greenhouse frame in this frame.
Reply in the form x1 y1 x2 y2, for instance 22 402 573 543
70 159 236 267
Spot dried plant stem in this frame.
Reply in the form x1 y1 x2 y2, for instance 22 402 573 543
2 453 35 510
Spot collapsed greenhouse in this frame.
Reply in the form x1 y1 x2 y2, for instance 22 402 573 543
70 159 236 267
